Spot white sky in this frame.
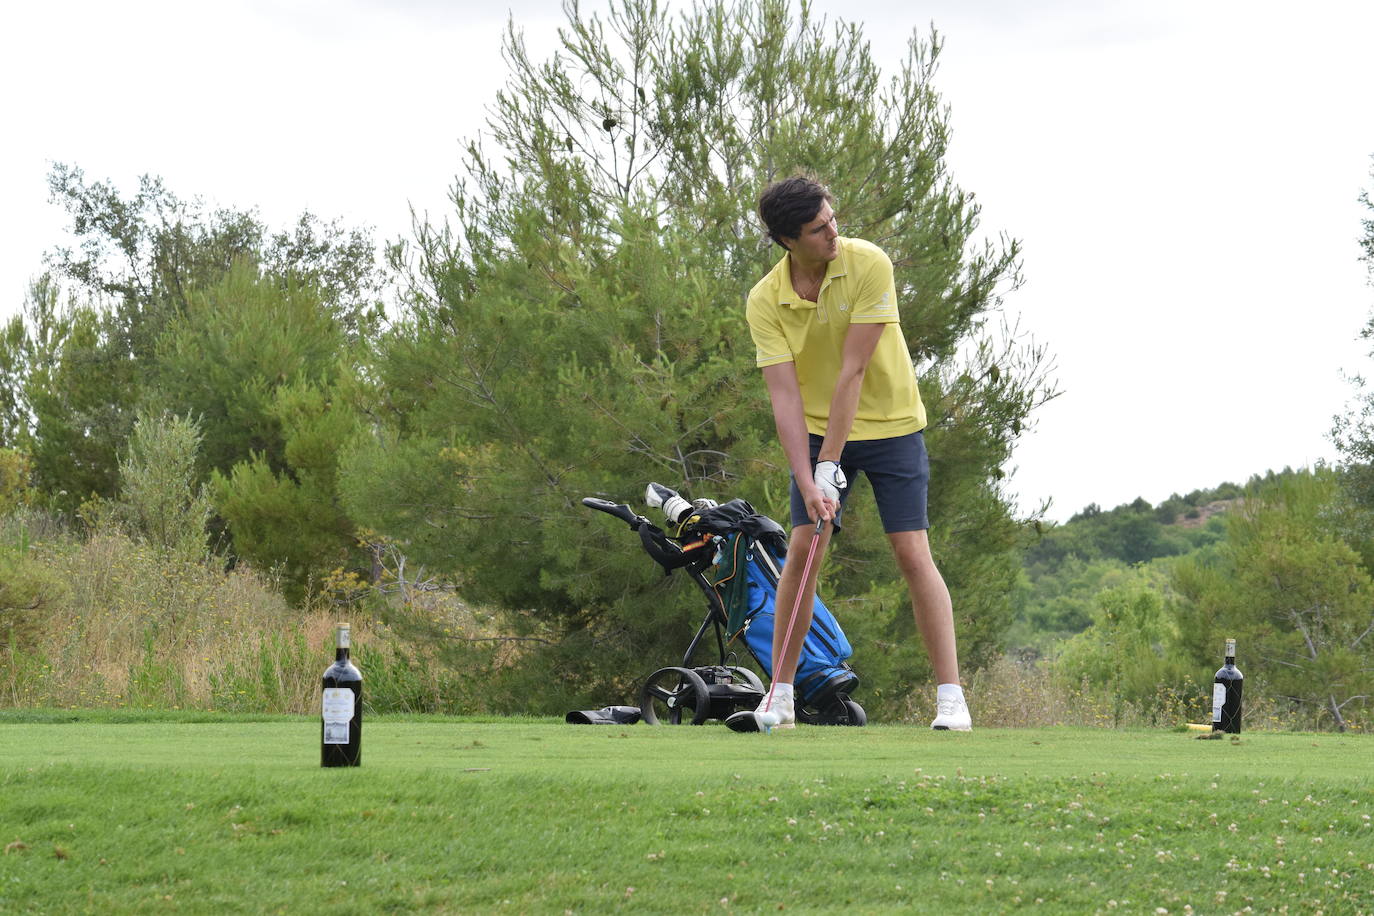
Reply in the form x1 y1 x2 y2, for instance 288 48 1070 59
2 0 1372 522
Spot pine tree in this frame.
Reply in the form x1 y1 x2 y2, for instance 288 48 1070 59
346 0 1057 711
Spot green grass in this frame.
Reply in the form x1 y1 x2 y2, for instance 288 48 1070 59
1 717 1371 914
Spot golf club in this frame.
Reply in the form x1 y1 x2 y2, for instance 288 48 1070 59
760 516 827 727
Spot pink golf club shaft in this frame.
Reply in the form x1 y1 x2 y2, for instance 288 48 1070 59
765 517 826 709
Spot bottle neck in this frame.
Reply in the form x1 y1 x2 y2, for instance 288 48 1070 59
334 624 352 662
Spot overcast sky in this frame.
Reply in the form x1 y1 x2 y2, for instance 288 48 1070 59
3 0 1372 521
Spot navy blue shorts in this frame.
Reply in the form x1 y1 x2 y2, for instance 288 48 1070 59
789 431 930 533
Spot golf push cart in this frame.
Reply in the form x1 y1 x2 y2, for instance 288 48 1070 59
581 484 865 727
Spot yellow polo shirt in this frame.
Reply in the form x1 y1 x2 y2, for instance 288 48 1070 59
746 237 926 440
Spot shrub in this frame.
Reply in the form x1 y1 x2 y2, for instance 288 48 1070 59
115 411 212 560
0 514 479 715
1054 585 1195 727
0 448 34 515
0 510 67 654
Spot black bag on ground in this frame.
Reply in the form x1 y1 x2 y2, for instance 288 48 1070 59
565 706 642 725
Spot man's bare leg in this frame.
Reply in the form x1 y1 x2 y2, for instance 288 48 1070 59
771 523 833 683
888 529 970 729
887 529 957 681
727 522 832 733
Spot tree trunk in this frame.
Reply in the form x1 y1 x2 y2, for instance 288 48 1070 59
1328 694 1346 732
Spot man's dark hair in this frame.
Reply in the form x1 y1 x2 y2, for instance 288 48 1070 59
758 175 833 249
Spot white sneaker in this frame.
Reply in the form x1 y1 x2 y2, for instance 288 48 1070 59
725 690 795 733
931 695 972 731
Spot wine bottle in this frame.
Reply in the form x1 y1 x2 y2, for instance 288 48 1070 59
321 623 362 767
1211 637 1243 734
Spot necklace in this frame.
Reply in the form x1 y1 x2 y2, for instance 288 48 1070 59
792 267 825 302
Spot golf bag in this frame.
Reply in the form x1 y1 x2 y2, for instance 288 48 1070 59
709 525 858 707
580 486 864 726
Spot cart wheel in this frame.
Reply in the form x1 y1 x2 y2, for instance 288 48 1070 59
807 696 867 726
639 666 712 725
839 698 867 727
724 666 765 692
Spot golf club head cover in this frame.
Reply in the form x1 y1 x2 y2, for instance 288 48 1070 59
644 482 674 509
813 461 847 502
645 482 692 525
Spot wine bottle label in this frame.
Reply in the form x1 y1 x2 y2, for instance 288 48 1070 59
322 687 354 745
1212 684 1225 722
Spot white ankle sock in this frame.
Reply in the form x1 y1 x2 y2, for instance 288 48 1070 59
769 682 794 701
937 683 964 702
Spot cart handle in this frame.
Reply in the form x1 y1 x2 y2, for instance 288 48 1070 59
581 497 646 530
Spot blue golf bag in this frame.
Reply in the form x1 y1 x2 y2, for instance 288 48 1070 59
718 530 859 707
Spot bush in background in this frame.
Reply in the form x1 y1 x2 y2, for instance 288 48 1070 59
114 412 213 560
969 653 1314 731
0 448 34 515
0 513 470 715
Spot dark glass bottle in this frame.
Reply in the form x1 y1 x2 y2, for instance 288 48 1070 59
321 623 362 767
1212 638 1243 734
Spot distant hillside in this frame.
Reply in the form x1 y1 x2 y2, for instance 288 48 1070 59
1027 469 1307 570
1010 468 1305 652
1173 499 1239 529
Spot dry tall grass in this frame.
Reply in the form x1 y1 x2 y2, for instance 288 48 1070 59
964 653 1317 731
1 515 463 714
6 528 306 710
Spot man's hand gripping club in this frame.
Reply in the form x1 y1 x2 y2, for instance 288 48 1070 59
811 460 847 522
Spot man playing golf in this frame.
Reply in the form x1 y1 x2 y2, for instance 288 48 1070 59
725 174 971 733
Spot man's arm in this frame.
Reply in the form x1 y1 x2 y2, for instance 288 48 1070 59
761 361 835 522
817 322 886 462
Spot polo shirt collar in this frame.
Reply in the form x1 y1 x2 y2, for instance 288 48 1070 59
776 238 850 310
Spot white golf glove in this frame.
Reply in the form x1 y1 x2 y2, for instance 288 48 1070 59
813 460 847 503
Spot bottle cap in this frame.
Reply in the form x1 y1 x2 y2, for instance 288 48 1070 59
337 623 351 648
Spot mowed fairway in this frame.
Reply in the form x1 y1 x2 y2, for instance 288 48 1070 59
2 715 1371 914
